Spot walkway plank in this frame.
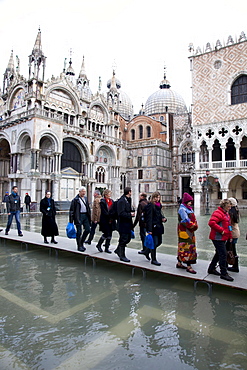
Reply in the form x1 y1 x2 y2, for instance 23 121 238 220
0 230 246 292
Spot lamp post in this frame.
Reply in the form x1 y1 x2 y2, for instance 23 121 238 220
199 170 218 215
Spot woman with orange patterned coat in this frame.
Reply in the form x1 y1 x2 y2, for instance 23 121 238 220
177 193 198 274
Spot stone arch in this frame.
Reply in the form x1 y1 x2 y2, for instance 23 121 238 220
61 138 89 173
45 86 80 114
95 144 116 166
7 85 26 111
226 174 247 200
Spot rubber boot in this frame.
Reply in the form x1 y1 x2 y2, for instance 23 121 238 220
104 238 112 253
114 245 120 257
96 236 105 252
228 256 239 272
151 248 161 266
143 248 151 261
119 246 130 262
51 236 58 244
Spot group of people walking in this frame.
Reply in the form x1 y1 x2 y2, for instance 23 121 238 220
2 185 240 282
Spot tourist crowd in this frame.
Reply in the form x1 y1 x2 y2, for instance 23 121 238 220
2 185 240 282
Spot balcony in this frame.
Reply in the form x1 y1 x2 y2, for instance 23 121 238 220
199 160 247 170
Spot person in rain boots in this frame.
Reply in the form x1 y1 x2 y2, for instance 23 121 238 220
69 186 91 252
96 189 116 253
133 192 149 255
227 197 240 272
145 191 167 266
114 187 134 262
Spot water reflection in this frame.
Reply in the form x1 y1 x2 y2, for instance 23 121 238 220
0 244 247 369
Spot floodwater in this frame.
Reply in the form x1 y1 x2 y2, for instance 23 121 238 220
0 209 247 369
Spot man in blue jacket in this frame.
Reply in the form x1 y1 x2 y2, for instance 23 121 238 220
5 186 23 236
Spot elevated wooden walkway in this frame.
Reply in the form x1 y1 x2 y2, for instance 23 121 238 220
0 230 246 293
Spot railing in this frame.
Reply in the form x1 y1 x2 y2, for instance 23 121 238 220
212 161 223 169
200 160 247 169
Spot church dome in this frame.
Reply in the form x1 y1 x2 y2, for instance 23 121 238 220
145 75 187 115
106 75 133 120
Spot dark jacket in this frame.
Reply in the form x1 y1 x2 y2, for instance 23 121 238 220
69 194 91 225
99 198 116 233
133 198 148 228
117 194 133 234
40 197 58 237
208 206 232 241
146 202 164 235
6 193 21 213
40 197 56 218
24 195 31 205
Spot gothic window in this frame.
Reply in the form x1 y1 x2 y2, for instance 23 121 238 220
139 125 143 139
181 143 195 163
70 116 74 125
131 129 135 140
95 166 105 183
199 141 209 162
212 139 222 161
225 138 236 160
146 126 151 138
231 75 247 105
240 136 247 159
61 142 82 172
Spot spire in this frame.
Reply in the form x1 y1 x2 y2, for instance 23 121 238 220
110 70 118 92
3 50 16 94
28 28 46 81
7 50 15 71
78 56 87 79
33 27 42 53
159 64 171 89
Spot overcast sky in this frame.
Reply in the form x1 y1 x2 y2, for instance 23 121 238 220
0 0 247 114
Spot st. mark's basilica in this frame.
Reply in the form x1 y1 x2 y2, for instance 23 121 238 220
1 29 247 210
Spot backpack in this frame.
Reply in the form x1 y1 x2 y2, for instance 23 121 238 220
109 199 119 220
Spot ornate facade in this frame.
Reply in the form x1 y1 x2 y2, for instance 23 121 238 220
189 32 247 209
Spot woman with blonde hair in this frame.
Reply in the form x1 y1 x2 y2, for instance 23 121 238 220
145 191 167 266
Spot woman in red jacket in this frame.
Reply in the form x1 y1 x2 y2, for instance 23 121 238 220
207 199 234 281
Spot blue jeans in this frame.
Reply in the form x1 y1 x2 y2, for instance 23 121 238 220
6 211 21 234
76 213 91 247
209 240 227 276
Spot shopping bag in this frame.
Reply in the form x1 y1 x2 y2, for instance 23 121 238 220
66 222 76 239
144 234 154 249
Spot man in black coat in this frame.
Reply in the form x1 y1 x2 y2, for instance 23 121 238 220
114 187 134 262
69 186 91 252
133 192 148 254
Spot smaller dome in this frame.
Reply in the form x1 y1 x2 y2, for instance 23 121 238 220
118 90 133 120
